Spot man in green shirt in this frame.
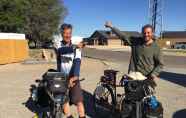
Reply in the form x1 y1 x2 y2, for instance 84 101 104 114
105 22 163 81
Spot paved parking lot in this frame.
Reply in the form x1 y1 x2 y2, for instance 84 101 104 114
0 57 185 118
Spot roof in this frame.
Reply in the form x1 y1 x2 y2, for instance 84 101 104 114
89 30 141 40
90 30 109 39
121 31 142 38
162 31 186 39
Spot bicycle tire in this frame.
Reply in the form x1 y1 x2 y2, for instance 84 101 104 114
93 84 116 117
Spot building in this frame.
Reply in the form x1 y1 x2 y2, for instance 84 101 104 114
158 31 186 48
84 30 141 46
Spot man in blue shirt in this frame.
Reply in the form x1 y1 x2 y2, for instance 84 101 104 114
54 24 85 118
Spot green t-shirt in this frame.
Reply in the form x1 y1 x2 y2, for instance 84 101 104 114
111 27 164 77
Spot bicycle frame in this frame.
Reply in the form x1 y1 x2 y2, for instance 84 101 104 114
94 69 163 118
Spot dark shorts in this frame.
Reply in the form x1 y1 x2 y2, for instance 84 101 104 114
68 81 83 105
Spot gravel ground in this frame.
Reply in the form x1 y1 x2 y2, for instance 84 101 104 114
0 58 106 118
0 57 185 118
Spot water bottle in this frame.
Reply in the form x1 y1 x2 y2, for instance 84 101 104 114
32 89 38 101
149 96 158 110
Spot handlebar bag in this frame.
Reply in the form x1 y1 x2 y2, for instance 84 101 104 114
46 78 68 94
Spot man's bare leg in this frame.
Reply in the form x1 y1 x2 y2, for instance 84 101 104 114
63 102 72 117
77 101 86 118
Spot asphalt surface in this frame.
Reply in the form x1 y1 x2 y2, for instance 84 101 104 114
0 56 185 118
83 48 186 88
83 48 186 69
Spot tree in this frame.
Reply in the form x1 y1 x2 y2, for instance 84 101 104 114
0 0 67 48
0 0 28 33
25 0 67 48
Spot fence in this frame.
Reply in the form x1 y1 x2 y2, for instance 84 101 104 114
0 33 28 64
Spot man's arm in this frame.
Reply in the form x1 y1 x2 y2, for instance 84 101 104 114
105 21 132 45
72 48 81 77
150 48 164 78
69 49 81 87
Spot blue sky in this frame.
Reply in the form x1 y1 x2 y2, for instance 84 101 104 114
63 0 186 37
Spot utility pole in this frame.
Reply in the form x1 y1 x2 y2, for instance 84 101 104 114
149 0 163 39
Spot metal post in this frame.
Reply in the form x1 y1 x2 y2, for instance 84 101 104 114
149 0 163 38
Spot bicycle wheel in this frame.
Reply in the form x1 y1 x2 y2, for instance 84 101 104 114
41 112 50 118
93 84 115 117
54 110 63 118
45 103 63 118
53 105 63 118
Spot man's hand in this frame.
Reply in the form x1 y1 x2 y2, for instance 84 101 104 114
150 74 160 80
144 78 157 89
105 21 113 28
53 42 58 49
77 42 85 48
152 76 159 80
145 75 159 88
69 76 78 88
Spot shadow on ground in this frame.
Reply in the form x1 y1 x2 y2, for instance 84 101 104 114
23 86 50 115
160 71 186 87
173 109 186 118
83 90 115 118
82 90 95 117
23 97 46 114
23 87 111 118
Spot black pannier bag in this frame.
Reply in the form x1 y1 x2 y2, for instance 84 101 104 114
121 100 134 118
103 69 118 85
46 79 68 94
42 70 68 94
104 69 118 80
100 75 115 85
124 80 147 101
36 86 50 107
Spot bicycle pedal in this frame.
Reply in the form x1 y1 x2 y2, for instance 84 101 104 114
32 113 39 118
